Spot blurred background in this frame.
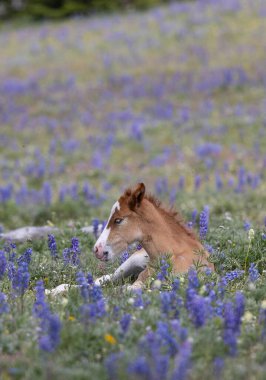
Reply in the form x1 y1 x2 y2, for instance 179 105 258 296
0 0 265 230
1 0 176 19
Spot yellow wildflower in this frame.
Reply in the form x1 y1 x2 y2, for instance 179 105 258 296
104 334 117 345
68 315 75 321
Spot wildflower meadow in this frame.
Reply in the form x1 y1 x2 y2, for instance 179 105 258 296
0 0 266 379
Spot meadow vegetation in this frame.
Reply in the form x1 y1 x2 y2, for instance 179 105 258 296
0 0 266 378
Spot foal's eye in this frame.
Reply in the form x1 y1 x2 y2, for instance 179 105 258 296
114 218 123 225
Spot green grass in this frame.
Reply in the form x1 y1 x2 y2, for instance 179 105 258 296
0 0 266 378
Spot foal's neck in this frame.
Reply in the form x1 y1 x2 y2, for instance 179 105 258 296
140 200 202 260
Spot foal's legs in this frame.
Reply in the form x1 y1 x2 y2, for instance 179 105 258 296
126 265 155 290
95 248 150 286
46 248 150 295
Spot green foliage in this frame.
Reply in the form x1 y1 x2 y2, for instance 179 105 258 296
1 0 185 20
0 1 266 378
0 227 266 379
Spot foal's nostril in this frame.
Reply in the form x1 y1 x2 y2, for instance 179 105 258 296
103 251 108 256
94 246 98 254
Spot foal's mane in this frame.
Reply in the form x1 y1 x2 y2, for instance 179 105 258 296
124 189 197 240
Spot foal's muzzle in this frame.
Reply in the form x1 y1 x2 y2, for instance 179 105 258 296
93 245 109 261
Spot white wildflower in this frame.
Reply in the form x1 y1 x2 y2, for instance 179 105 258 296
248 228 255 242
152 279 162 289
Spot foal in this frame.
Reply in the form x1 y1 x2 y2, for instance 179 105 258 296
47 182 212 295
93 182 213 289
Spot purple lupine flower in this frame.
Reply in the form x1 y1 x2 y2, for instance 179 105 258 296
91 151 104 170
191 209 198 226
87 272 94 285
243 221 251 231
155 355 169 380
120 250 130 264
62 247 71 265
33 280 61 352
172 278 180 292
155 177 168 195
39 314 61 352
215 173 223 190
88 283 103 303
133 290 144 308
205 267 212 276
78 272 106 324
0 292 9 314
113 306 120 319
188 269 200 289
92 219 99 239
259 305 266 340
196 143 222 158
160 293 171 316
248 263 259 282
130 122 143 141
70 184 79 201
140 330 160 357
120 313 131 334
194 175 201 191
213 357 224 378
236 166 246 192
17 248 32 265
63 237 81 266
71 236 80 251
171 341 192 380
33 280 48 318
223 301 238 355
76 271 89 301
80 299 106 322
105 352 124 380
42 181 52 205
217 277 228 299
4 241 16 261
7 262 16 281
48 234 58 258
204 243 215 255
186 287 197 313
215 300 224 317
157 259 170 281
160 291 181 319
12 262 30 296
169 186 178 205
0 250 7 279
223 292 245 355
157 321 179 356
224 269 244 283
189 294 212 328
199 205 210 240
101 221 107 233
234 292 245 329
71 237 81 265
59 186 67 202
178 175 185 190
128 356 151 380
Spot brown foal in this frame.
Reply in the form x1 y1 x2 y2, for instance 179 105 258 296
93 182 213 289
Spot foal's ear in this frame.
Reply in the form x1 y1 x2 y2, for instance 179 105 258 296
128 183 145 210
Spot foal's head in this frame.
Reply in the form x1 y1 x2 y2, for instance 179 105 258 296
93 183 147 261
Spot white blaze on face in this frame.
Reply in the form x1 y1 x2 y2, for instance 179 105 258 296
94 200 120 251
